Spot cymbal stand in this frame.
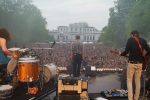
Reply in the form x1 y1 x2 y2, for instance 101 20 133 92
40 48 44 90
31 48 44 90
31 42 55 90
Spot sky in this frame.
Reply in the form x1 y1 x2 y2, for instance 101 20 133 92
33 0 115 30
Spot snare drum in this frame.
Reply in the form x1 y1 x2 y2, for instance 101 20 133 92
42 63 57 83
18 58 39 82
8 48 21 58
19 56 36 61
0 85 13 99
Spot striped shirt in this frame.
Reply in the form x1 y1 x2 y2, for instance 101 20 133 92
71 41 83 54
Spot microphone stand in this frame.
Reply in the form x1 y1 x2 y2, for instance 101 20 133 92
40 41 56 89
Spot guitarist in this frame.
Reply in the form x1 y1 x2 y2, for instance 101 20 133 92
120 30 150 100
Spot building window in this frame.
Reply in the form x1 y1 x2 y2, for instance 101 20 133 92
87 36 89 41
57 36 59 40
80 28 82 32
93 36 95 40
75 28 77 32
90 36 92 40
66 36 68 40
70 28 73 32
84 36 86 41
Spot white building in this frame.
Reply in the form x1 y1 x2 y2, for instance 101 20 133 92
49 22 101 42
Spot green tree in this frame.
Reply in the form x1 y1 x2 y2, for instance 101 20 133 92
126 0 150 40
100 0 136 47
0 0 50 43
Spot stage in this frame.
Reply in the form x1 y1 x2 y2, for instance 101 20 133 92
2 73 149 100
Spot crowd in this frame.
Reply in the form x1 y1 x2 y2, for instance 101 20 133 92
29 42 127 69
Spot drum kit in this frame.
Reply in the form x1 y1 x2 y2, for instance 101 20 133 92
2 47 58 97
0 85 13 99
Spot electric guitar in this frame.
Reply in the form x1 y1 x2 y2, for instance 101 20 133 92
142 54 149 70
110 49 149 70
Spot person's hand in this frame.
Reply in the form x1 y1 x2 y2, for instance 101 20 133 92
118 51 122 55
9 55 15 59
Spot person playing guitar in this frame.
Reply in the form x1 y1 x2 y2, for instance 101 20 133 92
120 30 150 100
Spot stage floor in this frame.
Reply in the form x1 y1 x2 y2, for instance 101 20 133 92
3 73 149 100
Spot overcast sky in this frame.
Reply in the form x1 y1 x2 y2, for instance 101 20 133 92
33 0 115 30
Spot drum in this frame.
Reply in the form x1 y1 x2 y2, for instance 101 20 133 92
42 63 57 83
19 48 30 56
0 85 13 99
7 58 17 74
19 56 36 61
8 48 21 58
19 48 30 53
18 59 39 82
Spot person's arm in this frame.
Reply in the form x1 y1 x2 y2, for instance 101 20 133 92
120 39 130 56
1 38 13 58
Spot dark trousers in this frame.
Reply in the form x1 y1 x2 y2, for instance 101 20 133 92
72 53 82 77
146 78 150 91
0 64 7 84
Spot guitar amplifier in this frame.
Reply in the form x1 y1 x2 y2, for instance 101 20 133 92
85 66 96 77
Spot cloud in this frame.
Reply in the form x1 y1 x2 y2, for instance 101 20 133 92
33 0 115 30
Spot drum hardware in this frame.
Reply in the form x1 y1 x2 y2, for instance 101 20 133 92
25 48 45 90
19 48 30 53
28 86 39 95
8 47 21 58
32 48 53 50
0 85 13 99
29 41 55 90
9 74 18 89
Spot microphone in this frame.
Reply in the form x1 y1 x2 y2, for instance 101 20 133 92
48 41 55 56
51 41 56 48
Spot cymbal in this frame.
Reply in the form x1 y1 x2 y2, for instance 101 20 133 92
8 47 21 51
32 48 53 50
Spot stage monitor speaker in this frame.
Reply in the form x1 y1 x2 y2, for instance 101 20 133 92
85 66 96 77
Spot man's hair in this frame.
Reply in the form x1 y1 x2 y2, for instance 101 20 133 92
131 30 139 37
131 30 139 35
0 28 10 41
76 35 80 40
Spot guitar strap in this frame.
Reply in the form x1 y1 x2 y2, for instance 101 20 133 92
132 36 148 70
132 36 144 56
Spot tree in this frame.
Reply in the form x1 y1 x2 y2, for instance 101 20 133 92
100 0 137 47
126 0 150 40
0 0 50 44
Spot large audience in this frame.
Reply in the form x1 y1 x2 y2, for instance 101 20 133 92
28 42 127 69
